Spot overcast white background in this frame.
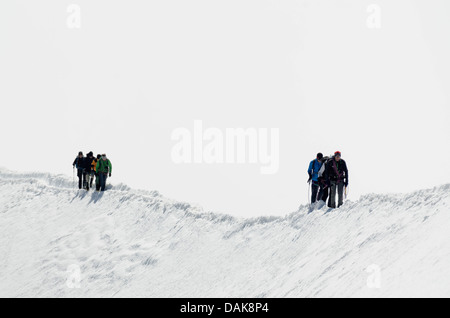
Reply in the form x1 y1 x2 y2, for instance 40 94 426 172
1 0 449 217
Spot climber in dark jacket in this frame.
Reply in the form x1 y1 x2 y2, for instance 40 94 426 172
83 152 95 191
324 151 348 208
73 151 88 190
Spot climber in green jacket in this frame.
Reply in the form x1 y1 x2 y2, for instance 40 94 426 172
96 154 112 191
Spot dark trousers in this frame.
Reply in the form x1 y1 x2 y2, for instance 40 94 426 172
311 181 323 204
77 169 87 189
98 173 108 191
328 180 344 208
88 172 94 188
320 183 329 202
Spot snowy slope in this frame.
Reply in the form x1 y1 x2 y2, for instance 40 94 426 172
0 168 449 298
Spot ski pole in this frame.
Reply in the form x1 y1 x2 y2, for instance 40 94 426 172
345 186 347 200
307 180 311 205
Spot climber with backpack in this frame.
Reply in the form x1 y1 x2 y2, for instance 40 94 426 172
317 156 331 203
84 152 95 191
72 151 87 190
324 151 348 208
92 154 101 190
307 153 325 204
96 154 112 192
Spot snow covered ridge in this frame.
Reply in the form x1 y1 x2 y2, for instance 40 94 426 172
0 168 449 297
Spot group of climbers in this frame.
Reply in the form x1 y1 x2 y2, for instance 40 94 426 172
307 151 348 209
73 152 112 191
72 150 346 207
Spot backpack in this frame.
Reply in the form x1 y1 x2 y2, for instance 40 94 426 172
318 156 331 178
91 159 97 171
74 157 84 169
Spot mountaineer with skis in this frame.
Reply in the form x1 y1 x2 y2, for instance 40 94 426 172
324 151 348 208
96 154 112 192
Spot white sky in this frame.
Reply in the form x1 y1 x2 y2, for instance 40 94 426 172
1 0 449 217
